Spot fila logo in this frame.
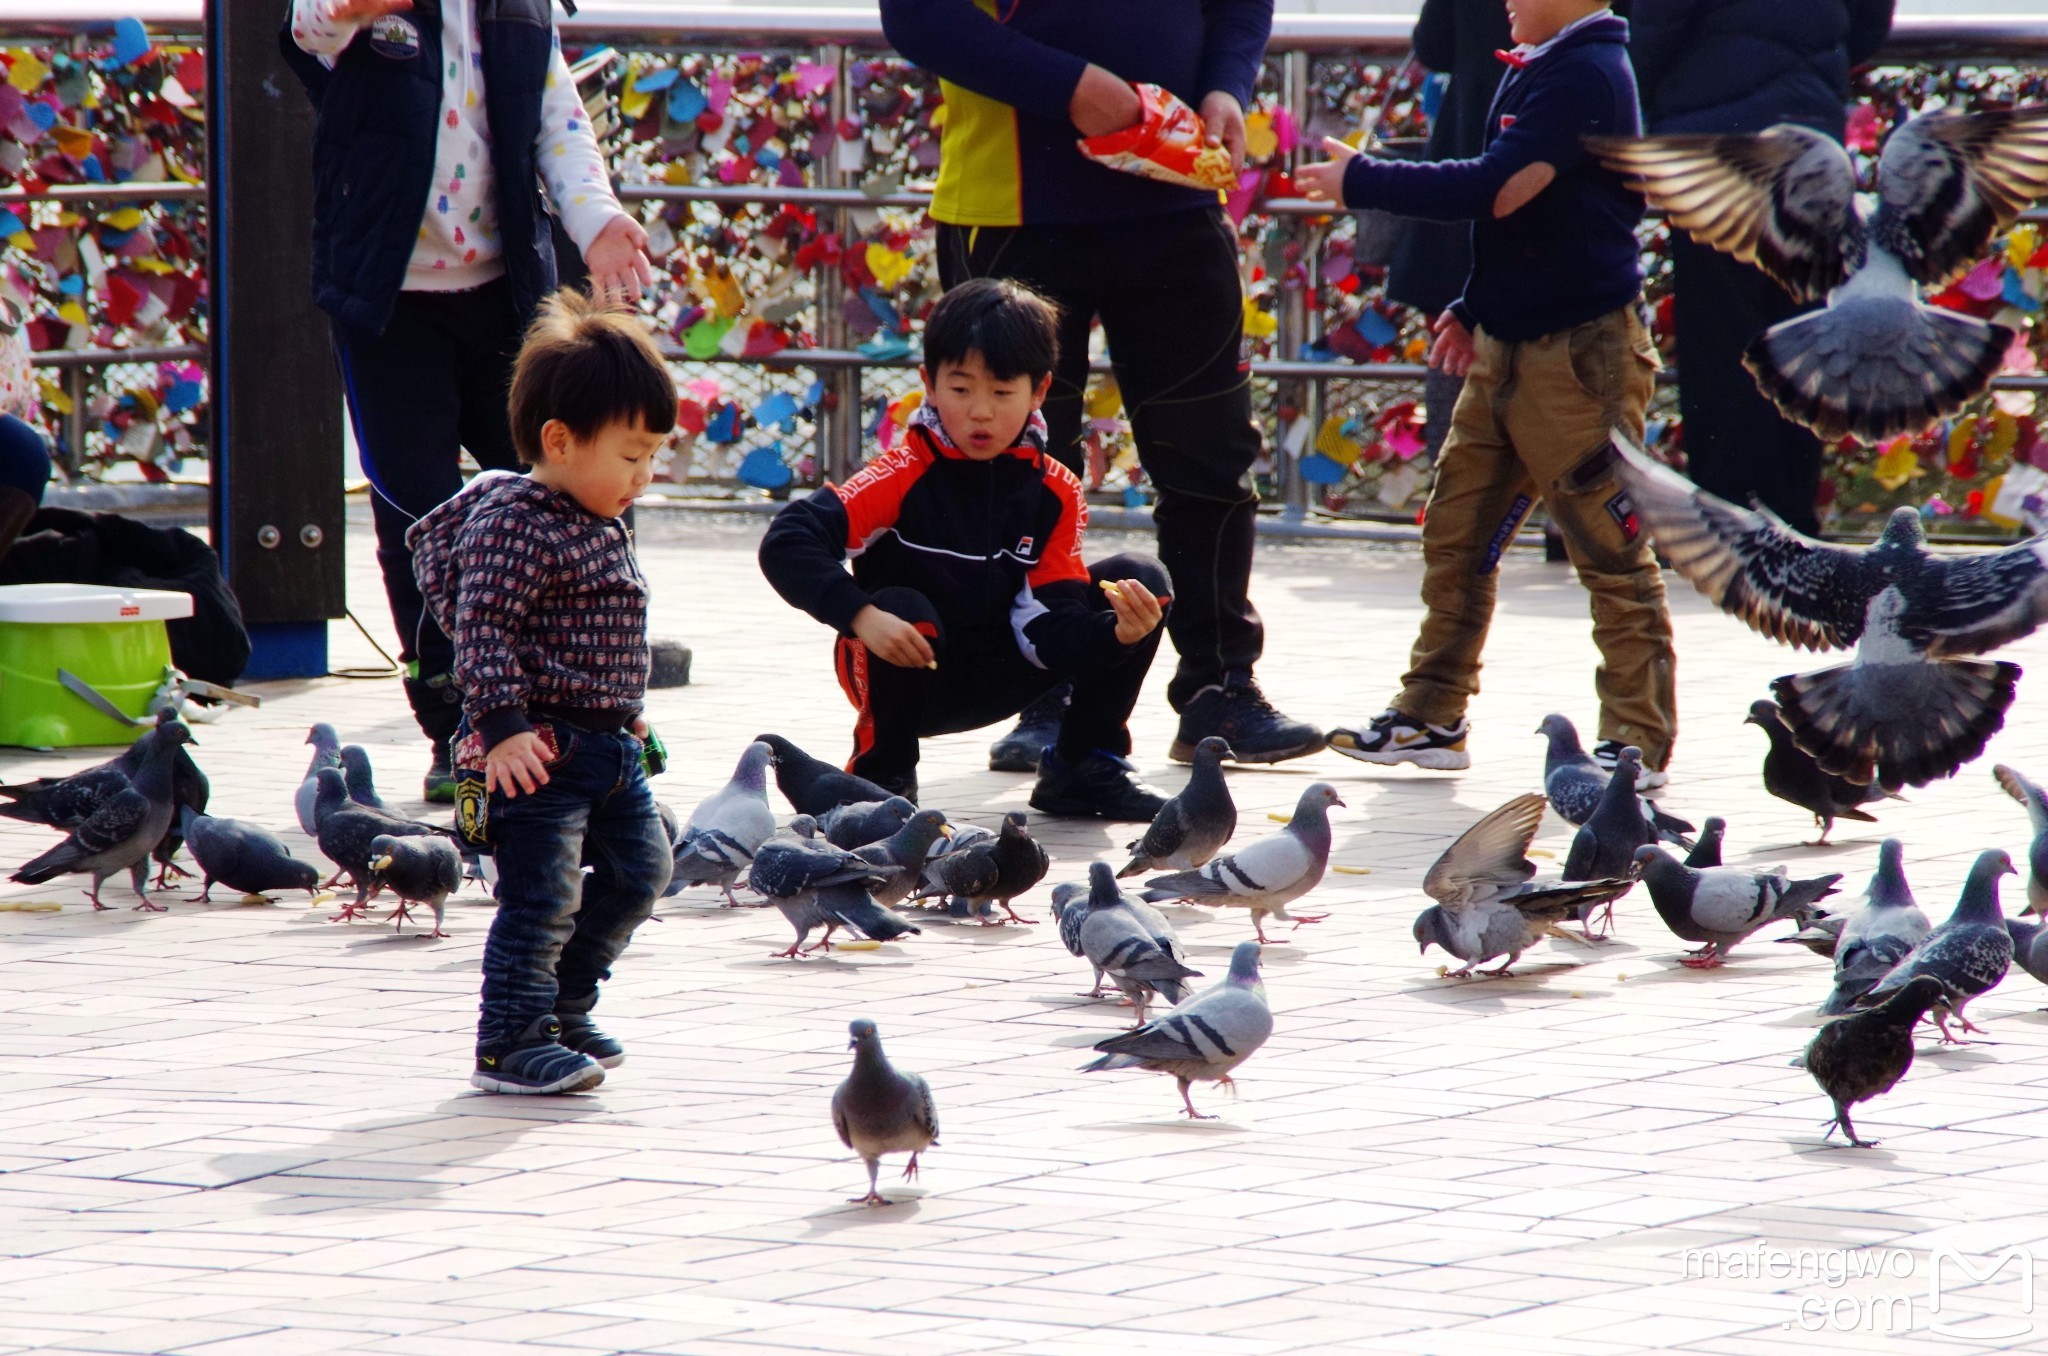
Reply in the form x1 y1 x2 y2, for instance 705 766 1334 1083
1499 114 1518 131
1016 536 1035 554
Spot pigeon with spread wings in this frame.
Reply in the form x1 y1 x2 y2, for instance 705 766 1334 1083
1611 431 2046 790
1590 106 2048 442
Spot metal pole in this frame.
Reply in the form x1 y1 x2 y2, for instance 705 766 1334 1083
1276 48 1311 523
61 365 85 478
815 41 858 485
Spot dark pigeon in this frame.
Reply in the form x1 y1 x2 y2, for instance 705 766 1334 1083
180 806 320 903
1805 974 1952 1148
911 811 1046 925
1537 714 1693 845
1862 849 2016 1043
832 1019 938 1206
1818 839 1932 1015
1119 736 1236 877
339 745 391 812
912 825 1001 923
10 723 194 911
151 729 210 889
1993 764 2048 917
850 808 952 908
1684 816 1726 869
1633 845 1840 968
367 833 462 937
1747 699 1893 844
0 709 180 828
820 796 917 851
297 723 342 836
312 768 451 917
1562 747 1658 935
754 734 895 817
750 830 898 957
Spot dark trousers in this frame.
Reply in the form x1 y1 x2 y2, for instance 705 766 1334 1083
936 208 1262 711
479 720 671 1052
1669 234 1824 535
833 553 1170 787
332 279 525 740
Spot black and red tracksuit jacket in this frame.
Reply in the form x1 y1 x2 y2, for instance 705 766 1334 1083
759 405 1127 672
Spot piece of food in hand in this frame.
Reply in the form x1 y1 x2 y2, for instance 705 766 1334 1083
1100 580 1123 599
1078 84 1239 191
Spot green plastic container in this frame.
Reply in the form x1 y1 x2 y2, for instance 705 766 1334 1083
0 584 193 749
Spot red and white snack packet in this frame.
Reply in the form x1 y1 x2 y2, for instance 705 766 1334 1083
1076 84 1237 192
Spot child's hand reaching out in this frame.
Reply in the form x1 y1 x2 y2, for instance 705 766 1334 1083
1297 137 1359 204
1101 578 1166 645
853 604 936 669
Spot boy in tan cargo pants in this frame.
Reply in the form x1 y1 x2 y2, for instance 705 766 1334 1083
1299 0 1676 779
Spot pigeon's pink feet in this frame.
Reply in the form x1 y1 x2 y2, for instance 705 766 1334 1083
1288 912 1329 929
132 898 167 913
1678 950 1725 970
999 904 1035 925
901 1153 921 1182
849 1191 894 1206
771 942 809 959
329 901 370 923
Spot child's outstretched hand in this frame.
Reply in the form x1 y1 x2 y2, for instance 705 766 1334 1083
1297 136 1359 204
1101 578 1166 645
328 0 412 20
853 604 937 670
486 731 552 799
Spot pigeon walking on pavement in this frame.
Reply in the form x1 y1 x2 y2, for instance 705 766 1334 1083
1611 431 2046 791
1747 700 1894 844
751 831 906 957
1818 839 1933 1015
1076 863 1202 1023
1862 849 2016 1043
1536 715 1693 845
1562 747 1664 935
1119 736 1236 878
1633 845 1841 969
339 745 392 813
312 769 452 917
10 723 195 911
180 807 321 903
366 833 463 938
1081 940 1273 1119
667 741 779 904
0 709 181 829
1141 783 1344 944
297 723 342 836
1805 975 1953 1148
755 734 896 817
1993 764 2048 916
910 812 1046 925
1048 881 1103 992
831 1019 938 1207
150 727 210 889
820 796 917 851
850 809 953 908
1413 794 1634 978
1591 106 2048 442
2005 912 2048 993
1685 817 1727 869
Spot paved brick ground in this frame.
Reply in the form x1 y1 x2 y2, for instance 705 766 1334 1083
4 504 2048 1354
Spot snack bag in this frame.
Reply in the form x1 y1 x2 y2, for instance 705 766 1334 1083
1076 84 1237 192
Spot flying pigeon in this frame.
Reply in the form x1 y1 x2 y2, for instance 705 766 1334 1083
751 830 908 957
366 833 462 938
1119 736 1236 877
1633 845 1841 968
10 723 195 911
1862 849 2016 1042
832 1019 938 1206
180 806 321 903
1611 432 2041 790
1993 764 2048 916
297 723 342 836
850 808 953 908
312 768 452 917
339 745 391 813
1413 794 1634 978
820 796 917 851
1804 974 1952 1148
754 734 896 817
1747 699 1894 844
1081 939 1272 1119
1535 715 1693 845
667 741 778 904
1591 106 2048 442
910 812 1046 925
0 708 180 829
1819 838 1933 1015
1076 862 1203 1023
1685 816 1726 869
1141 783 1344 944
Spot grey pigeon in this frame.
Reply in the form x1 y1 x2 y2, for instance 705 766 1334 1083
1413 794 1634 978
339 745 390 812
1747 699 1893 844
0 708 179 828
1778 915 1846 958
1863 849 2016 1042
1611 431 2040 791
1049 881 1106 994
296 723 342 836
1685 816 1726 869
1536 715 1693 845
1818 838 1932 1015
10 722 195 911
312 768 452 917
850 808 953 908
750 830 900 957
2004 912 2048 993
1592 107 2048 442
180 806 320 903
1077 862 1202 1023
754 734 895 816
1119 736 1236 877
1562 747 1658 935
1993 764 2048 916
821 796 917 851
831 1019 938 1206
910 812 1046 925
1633 844 1841 968
366 833 462 938
1805 975 1952 1148
667 741 778 904
1081 939 1272 1119
1141 783 1344 943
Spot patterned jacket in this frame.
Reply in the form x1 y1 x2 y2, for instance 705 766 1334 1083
408 471 647 746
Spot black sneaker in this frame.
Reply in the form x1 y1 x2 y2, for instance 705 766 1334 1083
472 1015 605 1094
1170 670 1326 764
424 741 456 804
1592 739 1668 791
1030 749 1169 821
1327 708 1471 770
557 1012 624 1069
989 685 1071 773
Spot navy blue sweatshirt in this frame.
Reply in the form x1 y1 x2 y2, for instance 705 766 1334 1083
1341 13 1645 343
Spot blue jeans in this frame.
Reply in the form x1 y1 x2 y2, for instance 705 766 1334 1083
478 720 672 1052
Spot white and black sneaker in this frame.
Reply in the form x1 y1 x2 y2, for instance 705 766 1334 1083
1327 709 1470 769
1592 739 1668 791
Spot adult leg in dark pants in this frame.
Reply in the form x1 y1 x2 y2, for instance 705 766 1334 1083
937 211 1323 767
1668 233 1824 535
332 279 525 795
834 554 1173 820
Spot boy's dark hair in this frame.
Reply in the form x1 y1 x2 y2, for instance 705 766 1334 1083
509 288 677 465
923 278 1060 383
